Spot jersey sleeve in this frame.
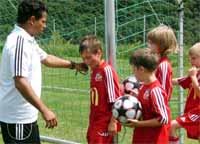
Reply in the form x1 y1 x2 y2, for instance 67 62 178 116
104 66 120 103
35 43 47 61
156 61 171 91
150 87 169 124
10 36 29 78
177 76 191 89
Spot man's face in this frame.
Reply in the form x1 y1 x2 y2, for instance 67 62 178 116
81 50 102 69
32 11 47 36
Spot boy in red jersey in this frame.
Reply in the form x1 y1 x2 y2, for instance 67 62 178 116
125 48 171 144
79 35 121 144
147 25 178 101
169 43 200 143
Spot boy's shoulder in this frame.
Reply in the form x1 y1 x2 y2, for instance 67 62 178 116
142 80 161 89
140 80 165 95
99 61 114 71
159 56 171 65
139 86 166 102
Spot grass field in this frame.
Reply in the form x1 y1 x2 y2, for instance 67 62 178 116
0 54 199 144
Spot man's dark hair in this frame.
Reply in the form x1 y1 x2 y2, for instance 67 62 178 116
79 35 102 54
129 48 159 72
17 0 48 24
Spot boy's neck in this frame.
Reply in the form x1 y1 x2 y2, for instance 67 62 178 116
142 73 157 85
92 59 104 69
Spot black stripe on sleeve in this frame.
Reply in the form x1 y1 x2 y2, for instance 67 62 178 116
14 36 24 76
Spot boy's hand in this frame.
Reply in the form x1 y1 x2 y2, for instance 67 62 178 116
188 67 200 99
108 117 117 136
123 119 139 128
188 67 198 77
129 89 139 97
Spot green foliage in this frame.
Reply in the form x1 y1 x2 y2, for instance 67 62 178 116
117 41 145 58
116 0 178 44
40 32 79 57
0 24 13 41
0 41 3 52
0 0 199 45
43 0 104 44
183 0 200 44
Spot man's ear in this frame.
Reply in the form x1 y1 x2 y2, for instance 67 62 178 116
28 16 36 25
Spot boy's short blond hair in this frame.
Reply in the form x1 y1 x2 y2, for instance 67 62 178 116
189 42 200 57
147 25 178 56
79 35 102 54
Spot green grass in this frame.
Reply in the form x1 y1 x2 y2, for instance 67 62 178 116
0 54 199 144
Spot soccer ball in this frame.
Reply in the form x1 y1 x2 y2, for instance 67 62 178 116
123 75 140 94
112 94 142 124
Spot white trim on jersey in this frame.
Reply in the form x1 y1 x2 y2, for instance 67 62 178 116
152 87 168 124
104 66 115 103
97 131 109 137
14 36 24 76
189 114 200 122
160 61 168 91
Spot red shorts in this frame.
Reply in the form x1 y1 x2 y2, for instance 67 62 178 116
176 107 200 139
87 128 113 144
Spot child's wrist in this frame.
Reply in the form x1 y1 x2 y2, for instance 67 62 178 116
110 117 117 123
190 75 197 79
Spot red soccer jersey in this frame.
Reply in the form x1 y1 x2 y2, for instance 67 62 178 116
155 56 173 101
177 70 200 113
133 80 171 144
89 60 120 131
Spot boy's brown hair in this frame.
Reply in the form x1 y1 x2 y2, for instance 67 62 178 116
129 48 159 72
189 42 200 57
79 35 102 54
147 25 178 56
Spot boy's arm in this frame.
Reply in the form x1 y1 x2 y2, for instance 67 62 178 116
127 87 169 128
104 66 120 135
188 67 200 98
157 63 168 90
125 118 162 127
172 78 179 85
191 76 200 97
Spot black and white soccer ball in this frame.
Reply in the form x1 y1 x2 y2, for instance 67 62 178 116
123 75 140 94
112 94 142 124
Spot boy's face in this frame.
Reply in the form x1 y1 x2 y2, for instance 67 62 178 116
131 65 143 82
189 54 200 68
81 49 102 69
148 40 160 54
